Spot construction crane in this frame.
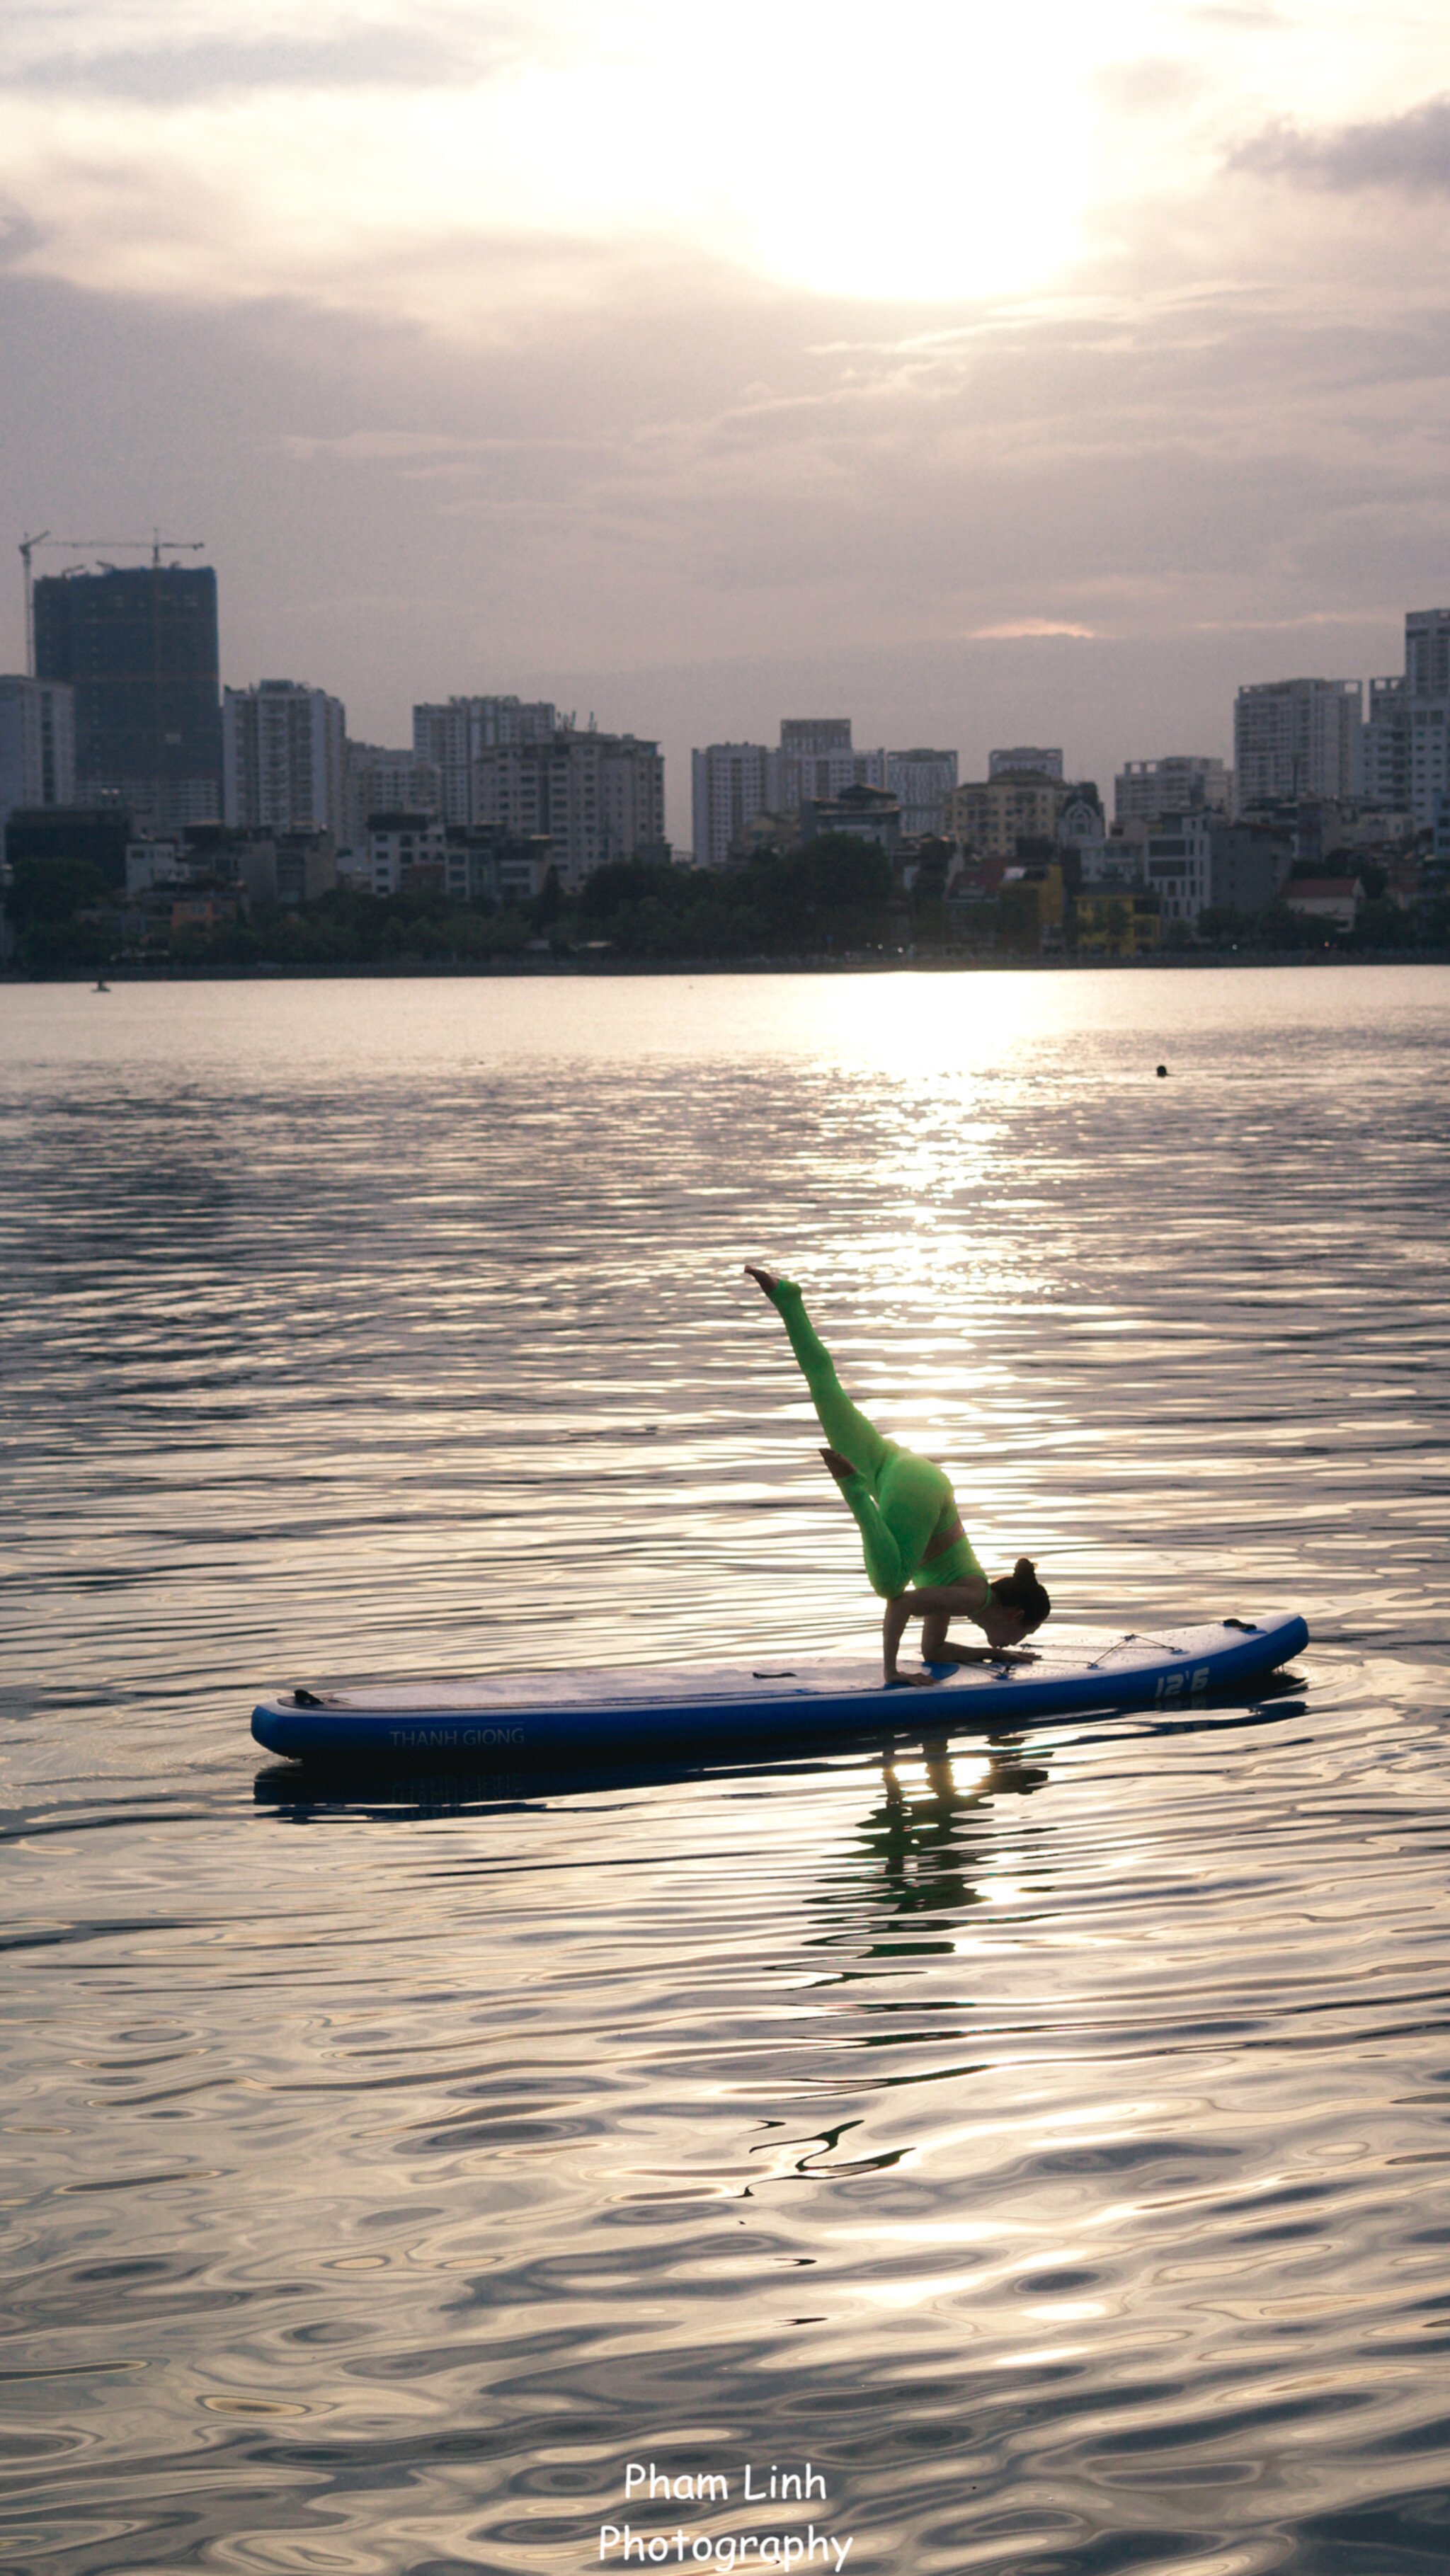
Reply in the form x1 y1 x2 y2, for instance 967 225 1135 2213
18 531 206 675
18 532 49 678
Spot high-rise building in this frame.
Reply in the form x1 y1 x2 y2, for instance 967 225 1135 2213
343 743 441 852
768 720 886 816
947 769 1070 859
0 677 74 832
1405 608 1450 698
471 730 666 888
223 680 346 840
413 697 559 825
1233 677 1361 807
1114 756 1231 826
1363 677 1410 808
692 743 772 869
989 745 1063 780
778 719 853 757
886 749 959 840
1364 611 1450 829
1370 685 1442 835
687 721 898 855
33 564 222 832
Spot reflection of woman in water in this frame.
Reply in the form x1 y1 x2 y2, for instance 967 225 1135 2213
745 1267 1050 1685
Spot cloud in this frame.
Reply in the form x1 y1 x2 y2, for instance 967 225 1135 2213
0 3 1158 318
1092 57 1206 118
1231 95 1450 197
970 621 1100 641
0 190 45 263
0 84 704 328
6 30 484 102
277 430 578 462
1187 4 1286 24
0 1 541 91
4 8 1450 840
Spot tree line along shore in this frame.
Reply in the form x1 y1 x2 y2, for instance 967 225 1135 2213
6 836 1449 978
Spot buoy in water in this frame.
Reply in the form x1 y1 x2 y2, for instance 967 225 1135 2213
1156 1063 1168 1077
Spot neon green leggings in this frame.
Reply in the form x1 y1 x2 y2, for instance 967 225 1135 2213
768 1279 986 1600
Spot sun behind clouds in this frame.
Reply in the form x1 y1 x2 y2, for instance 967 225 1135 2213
0 0 1440 323
685 0 1107 303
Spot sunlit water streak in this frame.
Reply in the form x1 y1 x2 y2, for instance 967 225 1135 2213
2 968 1448 2576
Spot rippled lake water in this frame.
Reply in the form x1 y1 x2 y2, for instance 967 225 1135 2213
4 965 1449 2576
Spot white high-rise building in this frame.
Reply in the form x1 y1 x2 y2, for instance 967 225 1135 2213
0 676 74 830
1363 679 1410 809
886 749 959 840
1233 678 1361 807
472 730 666 889
1364 610 1450 829
1115 756 1231 826
223 680 346 838
413 697 559 825
1378 687 1450 832
692 743 772 869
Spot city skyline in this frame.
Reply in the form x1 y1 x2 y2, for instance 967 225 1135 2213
6 549 1427 854
4 3 1448 846
11 593 1450 858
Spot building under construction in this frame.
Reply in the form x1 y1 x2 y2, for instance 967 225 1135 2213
33 563 222 834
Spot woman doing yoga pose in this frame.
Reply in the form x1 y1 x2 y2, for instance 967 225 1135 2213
745 1266 1050 1685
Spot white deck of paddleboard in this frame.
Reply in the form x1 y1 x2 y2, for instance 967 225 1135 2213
261 1618 1297 1722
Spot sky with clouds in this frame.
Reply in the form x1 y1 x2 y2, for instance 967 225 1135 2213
4 0 1449 841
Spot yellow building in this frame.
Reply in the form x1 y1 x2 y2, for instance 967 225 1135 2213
946 769 1071 860
997 861 1066 952
1075 890 1162 955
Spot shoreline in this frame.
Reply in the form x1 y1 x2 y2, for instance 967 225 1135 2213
5 947 1449 983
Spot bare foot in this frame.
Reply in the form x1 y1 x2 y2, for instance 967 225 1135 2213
819 1446 855 1484
743 1264 780 1300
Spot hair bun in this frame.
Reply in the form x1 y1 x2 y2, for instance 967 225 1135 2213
1013 1555 1036 1581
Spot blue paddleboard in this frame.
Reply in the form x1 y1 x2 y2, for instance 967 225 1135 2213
251 1611 1308 1764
